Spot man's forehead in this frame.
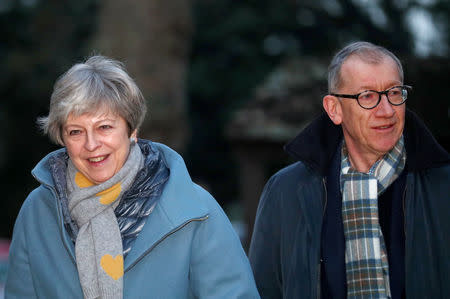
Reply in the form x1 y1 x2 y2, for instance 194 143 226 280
340 55 401 84
342 54 398 70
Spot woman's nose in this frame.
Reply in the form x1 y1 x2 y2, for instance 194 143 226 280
84 133 101 151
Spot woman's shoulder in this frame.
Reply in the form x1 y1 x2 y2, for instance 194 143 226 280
190 183 223 212
23 185 57 213
188 183 241 240
12 185 58 235
138 140 236 226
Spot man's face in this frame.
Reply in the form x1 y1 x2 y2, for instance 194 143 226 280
332 56 405 168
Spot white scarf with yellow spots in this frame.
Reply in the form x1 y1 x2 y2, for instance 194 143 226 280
66 142 144 299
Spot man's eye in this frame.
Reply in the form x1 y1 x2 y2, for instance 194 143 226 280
100 125 112 130
360 92 375 100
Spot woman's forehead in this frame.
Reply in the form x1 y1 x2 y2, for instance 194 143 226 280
67 104 119 119
65 106 123 125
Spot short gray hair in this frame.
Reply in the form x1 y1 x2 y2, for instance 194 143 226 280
328 41 404 93
38 55 147 145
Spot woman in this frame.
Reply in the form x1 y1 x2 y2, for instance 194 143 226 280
5 56 259 298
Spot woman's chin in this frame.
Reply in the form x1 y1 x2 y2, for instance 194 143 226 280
86 173 114 185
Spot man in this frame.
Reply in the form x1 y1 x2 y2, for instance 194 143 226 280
249 41 450 298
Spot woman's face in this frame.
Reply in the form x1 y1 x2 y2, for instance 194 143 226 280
62 107 136 184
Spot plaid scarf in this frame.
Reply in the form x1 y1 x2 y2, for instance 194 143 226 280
340 136 406 299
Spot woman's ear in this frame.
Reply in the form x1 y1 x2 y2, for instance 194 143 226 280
59 133 66 147
323 95 343 125
130 130 138 142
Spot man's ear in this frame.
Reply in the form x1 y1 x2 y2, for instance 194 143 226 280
323 95 343 125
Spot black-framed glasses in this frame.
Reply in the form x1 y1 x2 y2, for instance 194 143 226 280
330 85 412 109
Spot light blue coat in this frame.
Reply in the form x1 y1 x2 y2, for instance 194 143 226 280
6 141 259 298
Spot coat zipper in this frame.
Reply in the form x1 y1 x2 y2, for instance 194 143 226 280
125 215 209 272
321 178 328 217
317 178 328 299
402 181 408 298
402 184 408 237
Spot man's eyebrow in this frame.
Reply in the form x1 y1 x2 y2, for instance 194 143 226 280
358 82 403 91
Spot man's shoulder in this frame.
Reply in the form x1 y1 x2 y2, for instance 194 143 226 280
265 161 322 193
274 160 320 178
413 162 450 183
429 162 450 173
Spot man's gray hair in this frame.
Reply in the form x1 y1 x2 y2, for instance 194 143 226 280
38 55 147 145
328 41 404 93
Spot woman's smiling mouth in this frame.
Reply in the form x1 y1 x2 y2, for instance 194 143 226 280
88 155 108 163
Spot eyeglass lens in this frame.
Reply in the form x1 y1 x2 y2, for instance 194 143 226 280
358 87 407 108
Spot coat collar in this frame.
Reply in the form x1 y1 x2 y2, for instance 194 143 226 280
402 110 450 171
284 109 450 176
32 148 67 188
284 112 342 176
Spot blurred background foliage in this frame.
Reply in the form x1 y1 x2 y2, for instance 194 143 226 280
0 0 98 237
0 0 449 238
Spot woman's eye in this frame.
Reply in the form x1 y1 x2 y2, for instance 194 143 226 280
69 130 81 136
100 125 112 130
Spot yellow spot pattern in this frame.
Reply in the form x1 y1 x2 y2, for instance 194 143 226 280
96 183 121 205
74 172 94 188
100 254 124 280
74 172 121 205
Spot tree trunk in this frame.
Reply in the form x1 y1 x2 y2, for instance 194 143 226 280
91 0 192 152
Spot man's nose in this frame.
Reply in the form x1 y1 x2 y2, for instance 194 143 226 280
375 94 395 116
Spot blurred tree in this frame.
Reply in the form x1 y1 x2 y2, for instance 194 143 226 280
0 0 97 237
1 0 448 239
187 0 299 206
187 0 448 209
91 0 193 152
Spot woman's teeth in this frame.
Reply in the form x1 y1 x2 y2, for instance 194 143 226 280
89 156 105 162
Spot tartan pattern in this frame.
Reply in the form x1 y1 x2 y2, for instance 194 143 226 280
340 136 406 299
